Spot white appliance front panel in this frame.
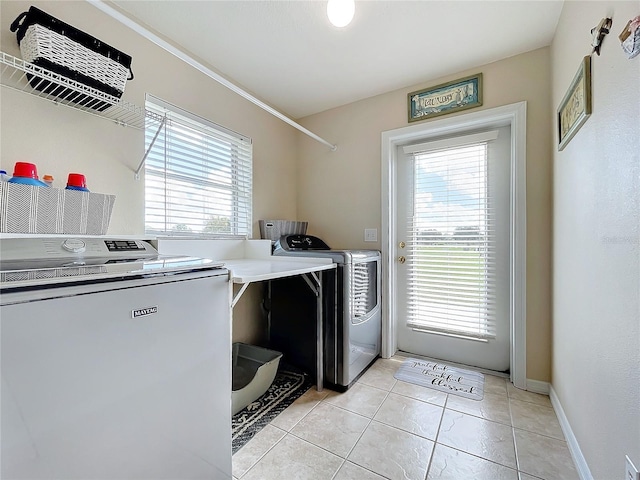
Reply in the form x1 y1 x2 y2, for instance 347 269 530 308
1 273 231 479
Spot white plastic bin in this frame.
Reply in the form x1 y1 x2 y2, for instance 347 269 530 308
232 343 282 415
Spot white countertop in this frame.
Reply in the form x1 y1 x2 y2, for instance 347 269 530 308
223 258 335 283
156 238 335 284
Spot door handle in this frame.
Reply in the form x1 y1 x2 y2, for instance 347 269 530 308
398 256 406 264
399 241 406 249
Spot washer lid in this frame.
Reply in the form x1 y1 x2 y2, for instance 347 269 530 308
0 237 225 289
0 255 225 290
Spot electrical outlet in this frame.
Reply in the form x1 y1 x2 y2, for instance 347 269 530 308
364 228 378 242
627 455 640 480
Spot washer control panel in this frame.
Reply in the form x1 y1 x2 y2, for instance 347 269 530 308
104 240 147 252
0 237 157 267
279 234 330 251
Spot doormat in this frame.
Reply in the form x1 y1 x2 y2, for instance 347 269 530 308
394 358 484 401
232 364 312 454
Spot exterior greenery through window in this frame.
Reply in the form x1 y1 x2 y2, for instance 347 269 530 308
407 141 496 339
144 96 252 237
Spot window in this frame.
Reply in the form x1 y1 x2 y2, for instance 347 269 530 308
402 130 504 339
144 95 252 237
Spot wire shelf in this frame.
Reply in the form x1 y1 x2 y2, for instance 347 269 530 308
0 51 163 129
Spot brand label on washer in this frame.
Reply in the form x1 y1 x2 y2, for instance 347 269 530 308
132 306 158 318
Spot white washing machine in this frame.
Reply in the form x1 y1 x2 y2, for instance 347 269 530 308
0 237 232 479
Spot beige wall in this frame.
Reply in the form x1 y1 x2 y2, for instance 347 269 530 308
297 48 553 382
0 1 299 343
551 1 640 477
0 0 299 236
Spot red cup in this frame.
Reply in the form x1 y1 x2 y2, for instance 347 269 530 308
67 173 87 188
13 162 39 179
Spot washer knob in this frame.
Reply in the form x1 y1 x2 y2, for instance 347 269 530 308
61 238 86 253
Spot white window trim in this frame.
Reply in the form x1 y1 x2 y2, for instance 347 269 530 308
381 101 527 389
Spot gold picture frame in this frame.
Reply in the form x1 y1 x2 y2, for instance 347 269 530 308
408 73 483 122
558 56 592 151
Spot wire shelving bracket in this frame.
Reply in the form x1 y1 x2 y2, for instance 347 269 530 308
0 51 165 130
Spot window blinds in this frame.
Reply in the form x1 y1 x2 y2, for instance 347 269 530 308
144 96 252 237
402 132 498 339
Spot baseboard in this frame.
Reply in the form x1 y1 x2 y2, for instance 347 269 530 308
526 378 550 394
549 385 594 480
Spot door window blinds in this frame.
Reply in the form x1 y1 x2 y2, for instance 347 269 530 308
402 131 499 339
144 96 252 237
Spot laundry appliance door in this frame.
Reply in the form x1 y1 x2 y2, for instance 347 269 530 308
341 255 382 386
1 271 231 479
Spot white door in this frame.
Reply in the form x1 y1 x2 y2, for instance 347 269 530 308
395 126 511 372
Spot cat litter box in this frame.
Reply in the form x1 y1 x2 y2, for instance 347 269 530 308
232 343 283 415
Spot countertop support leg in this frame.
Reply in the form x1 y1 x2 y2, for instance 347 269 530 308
302 272 323 392
231 282 250 308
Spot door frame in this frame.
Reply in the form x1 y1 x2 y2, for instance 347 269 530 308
381 101 527 389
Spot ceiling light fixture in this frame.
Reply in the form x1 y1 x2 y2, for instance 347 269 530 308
327 0 355 28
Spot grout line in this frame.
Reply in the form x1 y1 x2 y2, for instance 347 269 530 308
273 434 346 477
317 401 377 423
278 365 399 478
509 396 553 408
511 425 568 442
328 459 346 480
335 369 397 477
254 358 566 479
509 390 522 474
434 398 522 473
277 393 326 432
235 427 288 479
422 394 448 478
430 443 521 475
286 427 349 461
342 383 394 460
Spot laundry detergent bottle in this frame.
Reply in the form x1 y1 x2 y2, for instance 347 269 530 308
8 162 49 187
65 173 90 192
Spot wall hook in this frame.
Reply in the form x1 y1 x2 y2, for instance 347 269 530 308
591 17 613 55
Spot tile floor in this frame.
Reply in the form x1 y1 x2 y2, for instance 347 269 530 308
232 356 579 480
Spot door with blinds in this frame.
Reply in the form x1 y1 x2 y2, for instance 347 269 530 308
396 126 511 372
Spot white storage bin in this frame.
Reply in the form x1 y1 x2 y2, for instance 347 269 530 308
0 182 115 235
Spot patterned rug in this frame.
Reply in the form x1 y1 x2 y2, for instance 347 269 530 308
232 365 312 454
394 358 484 401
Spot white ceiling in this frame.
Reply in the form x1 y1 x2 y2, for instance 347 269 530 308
110 0 564 119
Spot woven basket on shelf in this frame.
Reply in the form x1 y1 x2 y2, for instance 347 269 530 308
10 6 134 111
21 24 130 96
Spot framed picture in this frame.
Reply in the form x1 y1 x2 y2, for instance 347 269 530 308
557 56 592 151
408 73 482 122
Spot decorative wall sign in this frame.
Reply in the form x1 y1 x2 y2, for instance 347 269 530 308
620 16 640 59
557 56 592 151
408 73 482 122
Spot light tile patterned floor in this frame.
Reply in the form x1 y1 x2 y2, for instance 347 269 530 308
232 356 579 480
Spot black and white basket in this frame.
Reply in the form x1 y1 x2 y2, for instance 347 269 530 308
10 6 134 111
0 182 115 235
